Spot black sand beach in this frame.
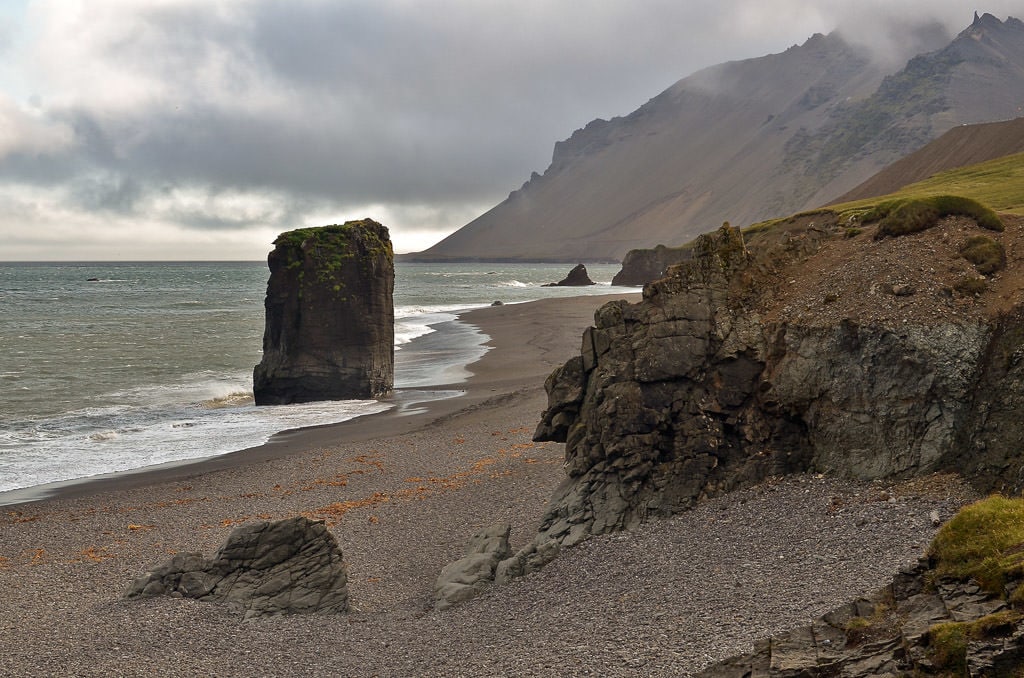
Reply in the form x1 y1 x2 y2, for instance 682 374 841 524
0 293 973 677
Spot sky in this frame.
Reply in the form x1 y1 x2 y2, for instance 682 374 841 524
0 1 1016 261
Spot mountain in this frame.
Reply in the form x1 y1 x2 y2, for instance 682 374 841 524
410 13 1024 262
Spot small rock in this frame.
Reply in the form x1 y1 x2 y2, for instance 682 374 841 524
434 524 511 611
892 283 916 296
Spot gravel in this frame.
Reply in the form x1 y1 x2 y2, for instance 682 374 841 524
0 388 975 677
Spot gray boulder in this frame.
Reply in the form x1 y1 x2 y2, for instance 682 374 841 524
124 516 349 619
433 524 510 611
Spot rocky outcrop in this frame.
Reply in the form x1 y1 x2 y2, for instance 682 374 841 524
699 559 1024 677
611 243 692 286
498 216 1024 579
433 524 510 611
700 495 1024 676
543 263 596 287
253 219 394 405
124 517 349 619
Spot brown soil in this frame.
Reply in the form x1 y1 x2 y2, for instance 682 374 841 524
753 213 1024 328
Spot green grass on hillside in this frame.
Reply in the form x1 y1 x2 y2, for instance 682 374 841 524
739 151 1024 240
832 151 1024 217
869 195 1004 237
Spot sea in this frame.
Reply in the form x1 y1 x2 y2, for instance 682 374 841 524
0 261 631 502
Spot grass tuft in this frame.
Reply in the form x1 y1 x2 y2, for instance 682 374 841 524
960 235 1006 275
928 496 1024 595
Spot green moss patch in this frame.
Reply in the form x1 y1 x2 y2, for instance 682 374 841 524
953 275 988 297
960 235 1006 275
927 610 1023 674
870 195 1004 239
272 219 392 297
929 496 1024 595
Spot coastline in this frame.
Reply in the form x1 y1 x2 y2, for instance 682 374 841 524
0 293 639 507
0 290 971 677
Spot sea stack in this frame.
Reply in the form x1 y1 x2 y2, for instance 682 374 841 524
542 263 597 287
253 219 394 405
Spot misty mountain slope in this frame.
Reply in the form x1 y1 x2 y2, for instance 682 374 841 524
412 13 1024 262
797 13 1024 208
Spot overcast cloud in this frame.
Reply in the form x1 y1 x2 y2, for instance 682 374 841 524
0 0 1017 260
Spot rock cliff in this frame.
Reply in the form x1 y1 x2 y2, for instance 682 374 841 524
500 210 1024 577
253 219 394 405
612 243 693 286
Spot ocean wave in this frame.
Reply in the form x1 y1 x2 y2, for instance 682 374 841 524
88 430 119 441
201 391 254 409
0 398 393 493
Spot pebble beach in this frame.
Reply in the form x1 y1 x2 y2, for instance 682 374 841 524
0 294 974 677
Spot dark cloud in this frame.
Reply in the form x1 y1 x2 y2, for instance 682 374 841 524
0 0 1017 258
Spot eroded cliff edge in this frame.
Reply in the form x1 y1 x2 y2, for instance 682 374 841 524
498 210 1024 579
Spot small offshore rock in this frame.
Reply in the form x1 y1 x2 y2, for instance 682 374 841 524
543 264 597 287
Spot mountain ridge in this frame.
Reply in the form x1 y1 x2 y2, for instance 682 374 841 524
408 13 1024 263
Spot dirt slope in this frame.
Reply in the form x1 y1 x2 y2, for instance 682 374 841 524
833 117 1024 203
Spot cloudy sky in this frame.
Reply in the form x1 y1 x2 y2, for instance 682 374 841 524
0 1 1014 260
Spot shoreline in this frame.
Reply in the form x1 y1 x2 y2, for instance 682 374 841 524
0 289 976 677
0 292 639 508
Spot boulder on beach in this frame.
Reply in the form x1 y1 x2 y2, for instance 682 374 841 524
124 516 349 619
542 263 596 287
253 219 394 405
433 524 510 611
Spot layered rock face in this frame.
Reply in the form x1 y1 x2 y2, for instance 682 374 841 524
253 219 394 405
514 217 1024 572
124 517 349 619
